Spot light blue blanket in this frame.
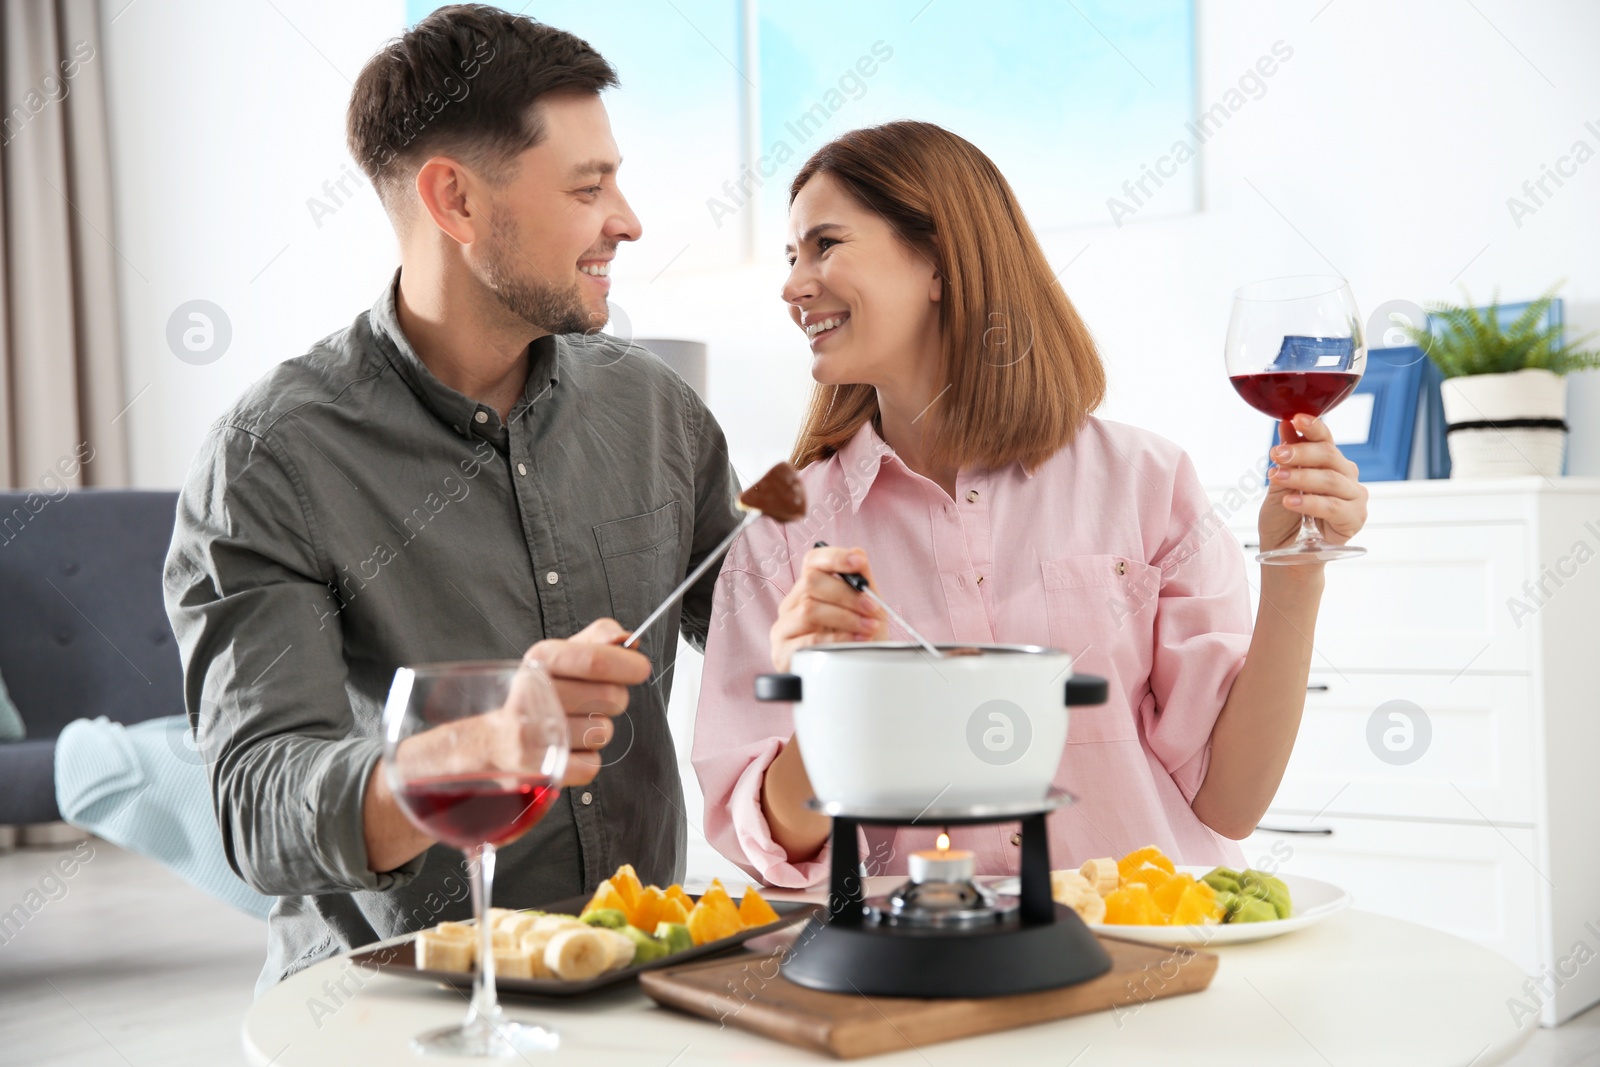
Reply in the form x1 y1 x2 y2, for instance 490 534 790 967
55 716 274 920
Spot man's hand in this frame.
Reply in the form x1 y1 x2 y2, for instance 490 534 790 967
366 618 652 873
523 618 652 786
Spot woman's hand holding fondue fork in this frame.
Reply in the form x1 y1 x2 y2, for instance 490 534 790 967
769 544 890 674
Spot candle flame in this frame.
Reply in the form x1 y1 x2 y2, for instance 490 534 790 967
936 832 950 851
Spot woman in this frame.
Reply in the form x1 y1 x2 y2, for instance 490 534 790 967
692 121 1367 887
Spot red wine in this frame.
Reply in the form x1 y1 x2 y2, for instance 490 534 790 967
1229 371 1361 420
396 774 560 850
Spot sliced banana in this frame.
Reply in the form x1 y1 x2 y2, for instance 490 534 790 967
518 932 557 979
495 912 540 941
415 929 474 973
531 915 587 936
492 944 534 980
596 927 637 971
1051 869 1110 924
544 927 612 981
1079 857 1119 896
1072 891 1107 924
1051 870 1094 901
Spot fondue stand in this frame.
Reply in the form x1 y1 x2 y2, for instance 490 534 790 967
784 790 1110 998
757 664 1113 999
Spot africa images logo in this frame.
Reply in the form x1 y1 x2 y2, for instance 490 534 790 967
966 699 1032 766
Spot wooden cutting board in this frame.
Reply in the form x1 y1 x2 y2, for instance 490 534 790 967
639 933 1217 1059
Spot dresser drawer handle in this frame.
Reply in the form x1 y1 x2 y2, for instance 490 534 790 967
1254 825 1334 835
1306 684 1330 692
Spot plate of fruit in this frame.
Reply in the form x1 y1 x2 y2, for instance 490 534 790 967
350 863 815 995
1048 845 1350 946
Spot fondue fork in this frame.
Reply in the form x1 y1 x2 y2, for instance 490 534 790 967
813 540 944 659
623 511 760 649
623 461 807 650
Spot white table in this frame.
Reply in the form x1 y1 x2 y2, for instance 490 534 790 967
243 880 1538 1065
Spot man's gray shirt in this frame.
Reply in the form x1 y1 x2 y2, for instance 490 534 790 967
164 275 741 993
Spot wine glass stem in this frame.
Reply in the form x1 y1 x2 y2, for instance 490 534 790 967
467 843 503 1039
1296 512 1322 546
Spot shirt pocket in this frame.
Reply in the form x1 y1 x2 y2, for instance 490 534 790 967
593 502 681 633
1040 554 1160 744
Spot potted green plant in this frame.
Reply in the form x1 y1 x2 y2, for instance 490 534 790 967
1401 282 1600 478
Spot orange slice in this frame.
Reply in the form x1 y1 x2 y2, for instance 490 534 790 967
698 879 736 914
631 885 667 931
1103 884 1165 925
1170 882 1224 926
581 877 628 917
612 863 645 913
1117 845 1176 883
1124 866 1174 895
657 895 690 926
738 886 780 928
686 884 743 946
1151 872 1197 917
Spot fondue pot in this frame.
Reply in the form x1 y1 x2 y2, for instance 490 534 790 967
756 643 1108 814
755 643 1114 998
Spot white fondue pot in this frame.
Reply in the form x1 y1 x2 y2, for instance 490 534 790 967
756 643 1107 813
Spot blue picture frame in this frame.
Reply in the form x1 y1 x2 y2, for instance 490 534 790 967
1265 347 1424 482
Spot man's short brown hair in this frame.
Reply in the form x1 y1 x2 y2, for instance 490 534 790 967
347 4 617 212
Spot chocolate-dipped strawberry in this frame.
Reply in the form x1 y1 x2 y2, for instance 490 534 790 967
738 462 806 523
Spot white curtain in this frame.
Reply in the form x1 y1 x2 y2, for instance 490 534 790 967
0 0 126 488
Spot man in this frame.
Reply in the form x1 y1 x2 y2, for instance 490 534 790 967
164 5 741 993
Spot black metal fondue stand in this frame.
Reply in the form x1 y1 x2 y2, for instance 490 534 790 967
760 672 1115 999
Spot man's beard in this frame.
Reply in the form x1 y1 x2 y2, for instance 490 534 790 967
480 211 608 336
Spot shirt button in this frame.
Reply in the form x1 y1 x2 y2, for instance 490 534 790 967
545 571 560 585
1115 560 1128 576
966 489 979 503
580 791 593 806
1010 832 1022 846
517 462 527 476
474 410 489 424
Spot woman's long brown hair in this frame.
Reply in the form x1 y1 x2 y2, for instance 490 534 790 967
788 121 1106 472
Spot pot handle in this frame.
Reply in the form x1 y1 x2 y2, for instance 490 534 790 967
1064 674 1108 707
755 674 802 702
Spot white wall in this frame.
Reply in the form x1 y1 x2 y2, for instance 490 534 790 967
105 0 1600 491
101 0 1600 883
103 0 403 488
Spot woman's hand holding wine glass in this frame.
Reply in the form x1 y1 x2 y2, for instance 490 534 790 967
1226 274 1370 564
1258 413 1369 558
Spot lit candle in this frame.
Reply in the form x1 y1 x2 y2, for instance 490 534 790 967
909 832 975 884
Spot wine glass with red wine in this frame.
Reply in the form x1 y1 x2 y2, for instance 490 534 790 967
1226 274 1367 564
383 660 569 1057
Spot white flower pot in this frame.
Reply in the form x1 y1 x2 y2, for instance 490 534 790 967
1439 368 1567 478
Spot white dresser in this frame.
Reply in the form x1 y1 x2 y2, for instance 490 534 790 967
1209 476 1600 1027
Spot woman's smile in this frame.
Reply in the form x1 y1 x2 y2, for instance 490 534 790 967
803 310 851 347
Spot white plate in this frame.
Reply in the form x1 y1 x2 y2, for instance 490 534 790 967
1069 866 1351 946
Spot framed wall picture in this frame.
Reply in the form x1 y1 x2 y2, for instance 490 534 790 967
1266 346 1426 482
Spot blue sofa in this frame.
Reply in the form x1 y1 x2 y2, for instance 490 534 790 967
0 490 184 824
